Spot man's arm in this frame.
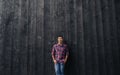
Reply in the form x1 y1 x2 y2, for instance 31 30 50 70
51 45 57 63
64 45 69 63
64 55 68 63
52 55 56 63
52 55 55 60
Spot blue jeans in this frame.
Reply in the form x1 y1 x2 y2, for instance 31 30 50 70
54 62 65 75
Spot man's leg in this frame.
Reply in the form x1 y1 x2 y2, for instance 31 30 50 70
60 63 65 75
54 62 61 75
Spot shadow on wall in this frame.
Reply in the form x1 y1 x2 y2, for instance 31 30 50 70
64 40 78 75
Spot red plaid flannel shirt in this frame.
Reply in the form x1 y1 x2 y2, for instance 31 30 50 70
51 43 69 63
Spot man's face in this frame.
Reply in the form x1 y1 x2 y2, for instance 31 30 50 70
57 37 63 43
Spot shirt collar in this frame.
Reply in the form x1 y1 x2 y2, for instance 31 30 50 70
57 43 64 46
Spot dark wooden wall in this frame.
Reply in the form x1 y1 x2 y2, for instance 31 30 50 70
0 0 119 75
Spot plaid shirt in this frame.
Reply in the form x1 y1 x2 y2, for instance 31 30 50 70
51 43 69 63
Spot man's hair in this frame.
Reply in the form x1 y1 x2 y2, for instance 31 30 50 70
57 35 64 38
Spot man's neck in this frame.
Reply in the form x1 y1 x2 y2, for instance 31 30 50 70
58 42 63 45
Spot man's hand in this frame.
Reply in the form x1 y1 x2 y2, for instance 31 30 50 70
64 55 68 64
64 59 67 64
52 55 57 64
53 59 57 64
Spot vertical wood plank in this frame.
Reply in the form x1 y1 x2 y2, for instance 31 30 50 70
82 0 93 75
101 0 113 75
35 0 44 74
0 0 4 74
113 0 120 75
19 0 29 74
89 0 99 75
76 0 85 75
2 0 14 75
96 0 106 75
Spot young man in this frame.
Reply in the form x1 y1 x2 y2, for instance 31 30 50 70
51 36 69 75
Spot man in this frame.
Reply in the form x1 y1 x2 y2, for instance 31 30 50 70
51 35 69 75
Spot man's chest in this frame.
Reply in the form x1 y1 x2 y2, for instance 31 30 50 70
54 46 66 53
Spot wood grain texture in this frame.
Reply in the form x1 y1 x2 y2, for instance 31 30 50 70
0 0 120 75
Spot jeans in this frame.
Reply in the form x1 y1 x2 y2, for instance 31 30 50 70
54 62 65 75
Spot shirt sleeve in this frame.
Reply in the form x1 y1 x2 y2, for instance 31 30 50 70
51 45 55 56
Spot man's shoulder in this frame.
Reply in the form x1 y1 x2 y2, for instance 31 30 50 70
63 44 68 47
53 44 57 47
